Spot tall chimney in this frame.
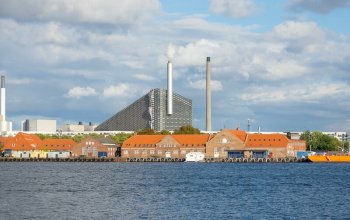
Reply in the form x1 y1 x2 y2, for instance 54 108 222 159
167 61 173 115
0 76 5 121
206 57 212 131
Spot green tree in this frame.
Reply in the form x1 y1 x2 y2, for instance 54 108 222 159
158 130 171 135
173 125 201 134
137 128 156 135
72 135 85 143
300 131 340 151
109 133 133 145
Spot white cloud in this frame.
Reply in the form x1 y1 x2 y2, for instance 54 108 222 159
65 86 97 99
103 83 134 97
7 78 32 85
286 0 350 14
237 83 350 104
0 0 161 25
209 0 257 18
272 21 325 43
189 79 223 91
170 39 219 67
133 74 158 82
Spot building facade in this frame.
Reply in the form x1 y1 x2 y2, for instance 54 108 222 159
0 132 75 158
22 119 57 133
122 134 209 159
206 130 306 159
95 88 192 132
71 136 118 158
121 129 307 159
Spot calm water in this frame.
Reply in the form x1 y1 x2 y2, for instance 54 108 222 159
0 163 349 220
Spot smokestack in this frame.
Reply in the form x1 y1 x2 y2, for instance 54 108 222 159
1 76 5 121
167 61 173 115
206 57 212 131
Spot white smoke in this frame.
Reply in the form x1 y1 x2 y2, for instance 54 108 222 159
167 43 176 60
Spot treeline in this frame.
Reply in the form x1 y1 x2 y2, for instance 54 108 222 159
300 131 349 152
34 125 201 145
36 133 132 145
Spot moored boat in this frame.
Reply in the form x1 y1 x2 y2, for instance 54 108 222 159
308 155 350 163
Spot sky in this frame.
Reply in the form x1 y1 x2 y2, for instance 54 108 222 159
0 0 350 132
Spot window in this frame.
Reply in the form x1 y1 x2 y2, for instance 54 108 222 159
150 150 155 154
158 150 162 155
124 150 129 155
181 150 186 154
134 150 139 154
142 150 147 155
173 150 178 155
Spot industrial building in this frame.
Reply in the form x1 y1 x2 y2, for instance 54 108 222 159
95 88 192 132
60 122 96 133
96 61 192 132
22 119 57 133
0 76 12 134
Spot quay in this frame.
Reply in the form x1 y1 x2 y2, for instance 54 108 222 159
0 157 309 163
125 157 309 163
0 157 116 162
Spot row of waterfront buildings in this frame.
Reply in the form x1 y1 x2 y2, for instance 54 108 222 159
0 132 119 159
0 129 306 160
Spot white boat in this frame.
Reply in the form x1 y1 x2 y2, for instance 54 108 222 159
185 152 205 162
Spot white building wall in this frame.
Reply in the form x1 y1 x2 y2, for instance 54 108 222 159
23 119 56 132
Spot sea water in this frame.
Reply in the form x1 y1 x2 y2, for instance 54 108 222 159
0 163 349 219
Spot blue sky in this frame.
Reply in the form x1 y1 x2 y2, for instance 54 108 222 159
0 0 350 132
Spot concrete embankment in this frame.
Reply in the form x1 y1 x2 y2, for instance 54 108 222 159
124 157 309 163
0 157 310 163
0 157 116 162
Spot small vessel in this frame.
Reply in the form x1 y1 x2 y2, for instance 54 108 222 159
185 152 205 162
308 155 350 163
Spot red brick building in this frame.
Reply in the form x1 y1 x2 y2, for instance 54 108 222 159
122 134 210 160
122 129 306 159
71 136 118 158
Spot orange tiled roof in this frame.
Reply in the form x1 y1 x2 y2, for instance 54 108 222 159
122 134 211 148
4 132 43 151
172 134 210 146
42 139 76 151
245 133 289 148
228 129 248 142
123 135 165 148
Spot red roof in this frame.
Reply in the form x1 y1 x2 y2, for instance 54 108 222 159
228 130 248 142
42 139 76 151
245 133 289 148
3 132 42 151
122 134 211 148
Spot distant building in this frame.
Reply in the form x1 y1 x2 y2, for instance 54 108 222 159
22 119 57 133
286 131 348 142
95 88 192 132
0 75 12 134
60 122 96 133
1 132 75 158
71 136 118 158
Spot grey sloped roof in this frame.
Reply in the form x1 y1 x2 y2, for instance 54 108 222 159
97 137 117 145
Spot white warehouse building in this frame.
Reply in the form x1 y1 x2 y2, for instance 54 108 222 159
22 119 57 133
